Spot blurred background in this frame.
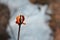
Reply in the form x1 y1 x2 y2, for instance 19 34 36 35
0 0 56 40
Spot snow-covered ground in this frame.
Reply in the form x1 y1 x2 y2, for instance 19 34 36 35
0 0 53 40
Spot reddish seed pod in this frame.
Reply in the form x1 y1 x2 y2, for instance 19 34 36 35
16 15 25 25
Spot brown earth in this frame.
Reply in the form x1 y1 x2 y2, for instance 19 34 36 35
0 4 10 40
49 1 60 40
